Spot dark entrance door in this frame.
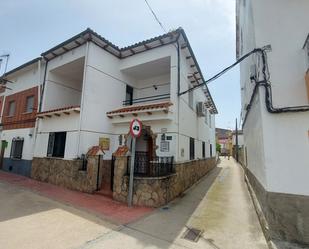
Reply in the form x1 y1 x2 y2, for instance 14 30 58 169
96 157 113 196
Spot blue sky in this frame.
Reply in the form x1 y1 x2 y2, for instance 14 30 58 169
0 0 239 129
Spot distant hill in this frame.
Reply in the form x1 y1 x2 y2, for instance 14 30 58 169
216 128 231 139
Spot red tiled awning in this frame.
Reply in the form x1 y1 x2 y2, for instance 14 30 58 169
37 105 80 118
106 101 172 117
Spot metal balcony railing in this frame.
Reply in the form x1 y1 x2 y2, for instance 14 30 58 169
123 93 170 106
127 152 174 177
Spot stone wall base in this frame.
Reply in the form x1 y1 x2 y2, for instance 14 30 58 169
31 156 100 193
113 157 217 207
244 167 309 247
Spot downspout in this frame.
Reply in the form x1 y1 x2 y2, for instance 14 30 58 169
39 58 48 113
76 41 90 158
176 39 181 163
33 59 43 150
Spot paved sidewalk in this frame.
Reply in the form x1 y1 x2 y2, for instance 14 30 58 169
0 158 268 249
0 171 152 225
78 157 268 249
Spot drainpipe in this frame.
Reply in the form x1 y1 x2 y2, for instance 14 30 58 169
76 41 89 158
33 59 43 151
176 41 181 163
39 58 48 113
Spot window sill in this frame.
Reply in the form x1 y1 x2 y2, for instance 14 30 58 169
22 112 33 115
10 157 22 161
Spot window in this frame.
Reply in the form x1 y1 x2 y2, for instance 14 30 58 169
47 132 66 158
209 114 212 128
210 144 213 158
188 86 194 110
7 101 15 116
10 138 24 159
189 137 195 160
125 85 133 105
202 141 205 158
205 109 208 124
25 96 34 113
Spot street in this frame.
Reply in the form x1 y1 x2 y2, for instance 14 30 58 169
0 158 268 249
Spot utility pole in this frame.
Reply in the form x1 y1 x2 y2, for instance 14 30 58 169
235 118 239 162
0 54 10 75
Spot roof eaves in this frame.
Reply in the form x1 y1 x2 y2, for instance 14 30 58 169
120 28 181 51
41 28 121 60
2 57 42 78
179 29 218 114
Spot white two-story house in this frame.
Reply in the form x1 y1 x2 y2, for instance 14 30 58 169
1 28 217 205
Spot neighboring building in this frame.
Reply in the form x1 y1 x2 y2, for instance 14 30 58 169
237 0 309 246
0 58 45 176
231 130 244 164
0 28 218 206
216 128 232 155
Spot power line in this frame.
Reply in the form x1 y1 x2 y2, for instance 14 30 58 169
144 0 167 33
179 48 263 96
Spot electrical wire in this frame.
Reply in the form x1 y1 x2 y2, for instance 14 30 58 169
179 48 264 96
242 49 309 127
144 0 167 33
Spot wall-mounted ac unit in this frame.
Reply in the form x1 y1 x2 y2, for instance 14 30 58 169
196 102 206 117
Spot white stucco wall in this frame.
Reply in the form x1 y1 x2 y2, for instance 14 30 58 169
0 128 35 160
239 0 309 195
34 113 80 159
41 45 86 112
0 60 43 161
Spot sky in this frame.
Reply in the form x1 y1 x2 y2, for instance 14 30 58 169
0 0 240 129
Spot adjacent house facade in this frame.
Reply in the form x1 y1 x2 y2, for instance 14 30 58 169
0 58 44 176
237 0 309 246
0 28 217 206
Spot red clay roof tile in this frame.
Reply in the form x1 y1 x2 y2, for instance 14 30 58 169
106 101 172 116
37 105 80 115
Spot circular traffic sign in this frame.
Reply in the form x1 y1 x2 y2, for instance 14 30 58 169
130 119 142 138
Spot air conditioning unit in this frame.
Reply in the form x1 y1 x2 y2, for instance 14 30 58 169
196 102 206 117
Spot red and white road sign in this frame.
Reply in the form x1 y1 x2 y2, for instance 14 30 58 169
130 119 142 138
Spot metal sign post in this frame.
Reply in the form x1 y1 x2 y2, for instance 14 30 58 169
128 119 142 207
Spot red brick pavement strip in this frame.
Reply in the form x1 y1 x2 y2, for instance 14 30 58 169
0 171 153 225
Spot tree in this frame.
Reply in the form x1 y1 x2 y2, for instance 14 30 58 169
216 143 221 152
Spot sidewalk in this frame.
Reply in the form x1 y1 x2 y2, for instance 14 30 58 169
0 171 152 225
78 157 269 249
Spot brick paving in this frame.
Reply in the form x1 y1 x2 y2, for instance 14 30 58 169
0 171 153 225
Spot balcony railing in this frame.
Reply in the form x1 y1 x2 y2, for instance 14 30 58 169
127 152 174 177
123 93 170 106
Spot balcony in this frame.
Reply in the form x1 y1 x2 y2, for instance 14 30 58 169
37 105 80 119
106 101 173 123
123 93 170 106
107 56 173 123
43 57 84 113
